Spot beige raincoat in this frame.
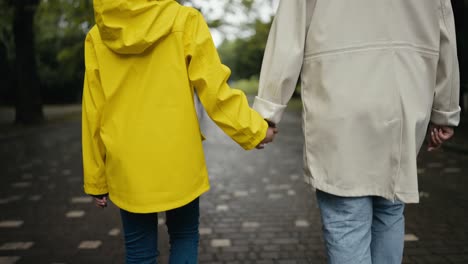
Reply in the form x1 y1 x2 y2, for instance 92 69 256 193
253 0 461 203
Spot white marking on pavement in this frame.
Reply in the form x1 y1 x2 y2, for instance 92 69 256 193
216 205 229 212
234 191 248 197
108 228 120 236
419 192 430 198
78 240 102 249
199 227 212 235
0 256 21 264
0 242 34 250
11 182 31 188
404 234 419 242
219 194 230 200
71 197 92 204
66 210 85 218
290 174 300 181
210 239 231 247
242 222 260 228
268 193 284 200
0 221 24 228
295 220 310 227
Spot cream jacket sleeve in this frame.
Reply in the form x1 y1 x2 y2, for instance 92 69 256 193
253 0 315 124
431 0 461 126
82 33 108 195
186 12 268 150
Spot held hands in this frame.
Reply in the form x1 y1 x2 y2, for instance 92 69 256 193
427 123 454 151
256 122 279 149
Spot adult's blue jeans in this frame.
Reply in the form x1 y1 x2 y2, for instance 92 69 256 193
316 190 405 264
119 198 200 264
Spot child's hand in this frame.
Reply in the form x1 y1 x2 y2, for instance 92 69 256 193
92 194 108 208
257 126 278 149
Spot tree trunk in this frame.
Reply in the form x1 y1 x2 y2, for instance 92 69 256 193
13 0 44 125
452 0 468 116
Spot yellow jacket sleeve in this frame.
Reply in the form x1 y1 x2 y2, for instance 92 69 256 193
185 12 268 150
82 32 108 195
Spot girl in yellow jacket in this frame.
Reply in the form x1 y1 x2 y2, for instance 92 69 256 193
82 0 276 263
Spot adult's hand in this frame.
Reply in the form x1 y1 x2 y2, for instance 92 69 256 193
427 123 454 151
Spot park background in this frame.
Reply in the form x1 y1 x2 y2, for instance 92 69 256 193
0 1 467 264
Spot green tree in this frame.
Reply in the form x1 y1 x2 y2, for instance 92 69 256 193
35 0 94 103
218 18 272 80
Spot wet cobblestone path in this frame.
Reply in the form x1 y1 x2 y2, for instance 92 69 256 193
1 109 467 264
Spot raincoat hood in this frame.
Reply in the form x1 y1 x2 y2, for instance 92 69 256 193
93 0 179 54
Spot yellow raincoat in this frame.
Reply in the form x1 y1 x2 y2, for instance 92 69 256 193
82 0 268 213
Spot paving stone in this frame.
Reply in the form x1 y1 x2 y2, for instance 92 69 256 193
28 195 42 201
233 191 249 197
0 221 24 228
242 222 260 228
65 210 85 218
78 240 102 249
0 256 21 264
70 196 92 204
108 228 120 236
0 242 34 250
443 167 461 173
216 205 229 211
404 234 419 242
211 239 231 248
199 227 213 235
295 220 310 227
11 182 31 188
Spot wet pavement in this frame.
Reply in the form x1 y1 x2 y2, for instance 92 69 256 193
0 106 467 264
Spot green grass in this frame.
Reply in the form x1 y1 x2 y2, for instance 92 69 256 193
231 77 259 95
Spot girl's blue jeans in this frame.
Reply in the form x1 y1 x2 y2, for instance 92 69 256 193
119 198 200 264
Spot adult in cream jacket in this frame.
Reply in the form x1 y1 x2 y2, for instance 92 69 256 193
253 0 460 263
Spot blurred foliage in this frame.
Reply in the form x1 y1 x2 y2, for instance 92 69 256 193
35 0 94 103
0 0 466 107
231 76 260 95
218 19 272 80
